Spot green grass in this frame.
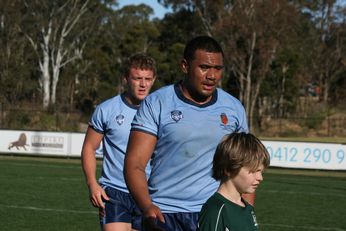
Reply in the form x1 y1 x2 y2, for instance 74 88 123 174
256 168 346 231
0 155 100 231
0 155 345 231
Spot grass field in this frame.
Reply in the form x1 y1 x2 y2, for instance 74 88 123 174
0 155 345 231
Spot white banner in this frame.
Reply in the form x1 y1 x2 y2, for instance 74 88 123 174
1 130 69 156
263 141 346 170
0 130 345 170
70 133 85 157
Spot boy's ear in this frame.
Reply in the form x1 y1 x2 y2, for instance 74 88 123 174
181 59 188 74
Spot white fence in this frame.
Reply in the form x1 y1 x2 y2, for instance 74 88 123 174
1 129 345 170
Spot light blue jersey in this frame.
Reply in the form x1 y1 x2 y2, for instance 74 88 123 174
132 83 248 213
90 94 147 192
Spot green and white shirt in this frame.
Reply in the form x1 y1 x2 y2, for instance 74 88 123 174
198 193 259 231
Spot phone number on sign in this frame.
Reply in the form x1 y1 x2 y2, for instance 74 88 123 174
265 146 345 164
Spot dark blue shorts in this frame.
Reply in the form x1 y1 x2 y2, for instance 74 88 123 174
142 212 199 231
100 187 142 230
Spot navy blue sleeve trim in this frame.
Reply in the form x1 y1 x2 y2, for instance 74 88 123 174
89 124 104 134
131 128 158 138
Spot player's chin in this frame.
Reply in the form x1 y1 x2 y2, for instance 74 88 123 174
246 187 257 194
135 92 148 100
202 86 215 94
199 90 214 99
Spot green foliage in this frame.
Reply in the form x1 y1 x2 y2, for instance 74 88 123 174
261 47 301 115
303 112 327 129
6 111 31 129
0 0 345 134
3 110 81 131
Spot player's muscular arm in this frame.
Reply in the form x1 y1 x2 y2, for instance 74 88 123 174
124 131 165 222
81 127 109 208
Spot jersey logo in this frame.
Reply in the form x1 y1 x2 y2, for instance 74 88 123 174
220 113 228 124
220 113 239 132
171 110 183 122
116 114 125 125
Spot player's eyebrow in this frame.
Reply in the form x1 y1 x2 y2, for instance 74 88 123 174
199 64 224 69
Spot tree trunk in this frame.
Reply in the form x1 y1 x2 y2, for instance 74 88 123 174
244 31 256 130
41 32 51 109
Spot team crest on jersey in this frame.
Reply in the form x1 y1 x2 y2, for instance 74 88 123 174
171 110 183 122
220 113 239 132
116 114 125 125
220 113 228 125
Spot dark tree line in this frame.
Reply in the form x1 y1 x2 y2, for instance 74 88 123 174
0 0 345 131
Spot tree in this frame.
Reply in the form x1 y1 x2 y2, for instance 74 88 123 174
72 2 161 112
0 0 38 105
20 0 91 109
312 0 346 107
216 0 299 130
159 0 227 36
156 8 205 85
116 4 160 57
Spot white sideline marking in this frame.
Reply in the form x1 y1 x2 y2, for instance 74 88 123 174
5 162 80 169
261 223 345 231
0 204 97 214
36 176 81 181
0 175 81 181
261 189 346 198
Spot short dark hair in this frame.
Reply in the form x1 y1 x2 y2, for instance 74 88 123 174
123 53 157 78
183 35 224 63
212 132 270 183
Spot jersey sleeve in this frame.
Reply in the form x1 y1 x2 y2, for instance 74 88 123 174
131 94 160 137
198 202 225 231
237 105 249 133
89 105 106 134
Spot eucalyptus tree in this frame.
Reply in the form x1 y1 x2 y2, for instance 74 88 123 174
218 0 301 130
19 0 91 109
0 0 37 105
300 0 346 108
70 2 161 113
160 0 300 130
155 8 205 86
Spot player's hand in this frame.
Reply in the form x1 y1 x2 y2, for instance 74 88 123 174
142 203 165 230
143 203 165 223
88 182 109 209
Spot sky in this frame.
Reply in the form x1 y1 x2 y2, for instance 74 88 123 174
117 0 172 19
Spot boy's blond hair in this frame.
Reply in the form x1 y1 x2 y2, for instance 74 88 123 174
123 53 157 78
212 132 270 183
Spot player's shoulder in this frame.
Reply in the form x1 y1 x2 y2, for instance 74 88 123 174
93 95 122 116
98 95 121 107
202 193 226 212
145 84 175 101
216 88 243 106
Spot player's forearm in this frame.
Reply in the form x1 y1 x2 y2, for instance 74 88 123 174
81 149 98 187
125 166 152 211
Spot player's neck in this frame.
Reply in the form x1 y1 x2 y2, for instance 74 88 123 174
123 92 140 106
217 183 245 207
180 81 212 105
